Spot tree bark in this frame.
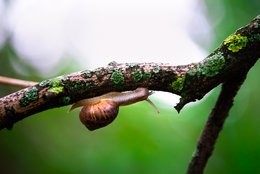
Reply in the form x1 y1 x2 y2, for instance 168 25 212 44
0 15 259 131
186 61 256 174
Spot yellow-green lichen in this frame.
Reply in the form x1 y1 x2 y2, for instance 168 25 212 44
133 70 143 82
39 77 68 89
224 34 248 52
110 70 125 85
199 52 225 77
50 79 62 86
20 87 39 107
47 79 64 94
48 86 64 94
171 77 185 93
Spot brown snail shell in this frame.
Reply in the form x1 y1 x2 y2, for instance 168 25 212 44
79 99 119 131
70 88 159 131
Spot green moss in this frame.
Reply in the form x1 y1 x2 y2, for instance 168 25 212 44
185 52 225 78
143 71 151 80
39 80 51 87
248 34 260 42
133 70 143 82
82 72 92 78
85 82 93 90
224 34 248 52
187 69 197 76
61 96 71 104
254 34 260 41
66 80 93 93
110 70 125 85
68 81 85 91
186 64 198 77
171 77 185 93
39 76 68 88
153 66 160 73
198 52 225 77
20 87 39 107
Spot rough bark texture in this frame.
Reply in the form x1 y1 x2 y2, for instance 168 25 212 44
0 16 259 130
186 61 256 174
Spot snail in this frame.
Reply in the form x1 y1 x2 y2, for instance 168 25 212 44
69 88 159 131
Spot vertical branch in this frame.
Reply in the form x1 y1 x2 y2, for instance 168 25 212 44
186 15 259 173
186 71 248 174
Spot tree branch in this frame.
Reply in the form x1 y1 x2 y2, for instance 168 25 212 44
0 75 38 88
0 15 259 130
186 59 257 174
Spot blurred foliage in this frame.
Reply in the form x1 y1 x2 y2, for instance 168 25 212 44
203 0 259 50
0 1 260 174
201 1 260 172
0 42 41 96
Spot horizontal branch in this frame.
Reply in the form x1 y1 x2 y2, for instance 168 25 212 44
0 15 259 130
0 75 38 88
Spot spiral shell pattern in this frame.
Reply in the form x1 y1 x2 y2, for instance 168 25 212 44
79 100 119 130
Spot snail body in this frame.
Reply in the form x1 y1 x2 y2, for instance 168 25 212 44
69 88 159 131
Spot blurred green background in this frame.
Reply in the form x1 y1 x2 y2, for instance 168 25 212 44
0 0 260 174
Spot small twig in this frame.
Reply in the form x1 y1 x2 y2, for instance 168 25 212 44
0 75 38 88
186 67 253 174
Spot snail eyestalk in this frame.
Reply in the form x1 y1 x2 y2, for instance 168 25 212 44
146 98 160 114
